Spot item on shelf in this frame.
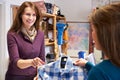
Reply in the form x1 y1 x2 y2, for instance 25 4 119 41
47 23 53 30
56 23 66 57
48 31 53 40
53 4 64 17
33 1 47 13
45 2 53 14
78 51 86 59
41 21 48 38
56 23 66 45
49 39 54 42
52 4 60 15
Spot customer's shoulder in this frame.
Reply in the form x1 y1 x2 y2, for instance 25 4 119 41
88 60 120 80
89 60 111 73
96 60 111 67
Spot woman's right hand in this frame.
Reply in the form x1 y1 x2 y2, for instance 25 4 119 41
74 58 88 67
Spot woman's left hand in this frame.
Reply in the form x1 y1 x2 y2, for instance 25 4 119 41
33 76 38 80
32 57 45 68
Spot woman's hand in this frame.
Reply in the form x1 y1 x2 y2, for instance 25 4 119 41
32 57 45 68
33 75 38 80
74 58 88 67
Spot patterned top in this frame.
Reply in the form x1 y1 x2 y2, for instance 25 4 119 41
38 56 87 80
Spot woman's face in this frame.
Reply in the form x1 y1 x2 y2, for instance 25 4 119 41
22 7 36 29
91 24 101 50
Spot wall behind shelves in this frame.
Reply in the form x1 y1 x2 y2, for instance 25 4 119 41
45 0 92 22
55 0 92 22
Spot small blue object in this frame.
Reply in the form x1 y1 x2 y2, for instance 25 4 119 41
56 23 66 45
78 51 85 58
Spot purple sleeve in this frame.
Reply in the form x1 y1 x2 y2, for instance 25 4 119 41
39 31 45 62
7 32 20 66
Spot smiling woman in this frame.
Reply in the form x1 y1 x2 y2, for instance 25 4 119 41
22 7 37 29
5 1 45 80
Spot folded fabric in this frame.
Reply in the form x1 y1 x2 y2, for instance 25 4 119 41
38 56 88 80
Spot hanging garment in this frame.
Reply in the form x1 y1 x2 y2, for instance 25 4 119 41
38 56 88 80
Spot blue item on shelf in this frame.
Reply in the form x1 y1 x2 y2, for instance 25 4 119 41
56 23 66 45
78 51 85 59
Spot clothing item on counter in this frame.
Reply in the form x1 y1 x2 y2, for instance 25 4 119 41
38 56 88 80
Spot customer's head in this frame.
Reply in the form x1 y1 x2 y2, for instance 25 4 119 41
90 3 120 66
10 1 41 32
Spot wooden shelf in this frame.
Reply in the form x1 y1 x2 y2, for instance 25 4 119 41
45 38 54 46
42 12 55 18
56 16 66 20
45 42 54 46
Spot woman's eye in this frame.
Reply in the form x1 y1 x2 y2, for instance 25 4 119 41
24 13 36 17
26 13 31 16
33 14 36 16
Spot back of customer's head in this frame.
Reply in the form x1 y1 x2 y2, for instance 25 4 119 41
90 3 120 67
9 1 41 32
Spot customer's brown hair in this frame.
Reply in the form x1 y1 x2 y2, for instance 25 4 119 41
90 3 120 66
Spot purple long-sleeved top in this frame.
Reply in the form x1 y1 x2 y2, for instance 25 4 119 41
6 30 45 76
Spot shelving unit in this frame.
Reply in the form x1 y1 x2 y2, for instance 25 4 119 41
41 13 58 59
42 13 67 59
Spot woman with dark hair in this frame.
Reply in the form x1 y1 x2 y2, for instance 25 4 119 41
5 1 45 80
74 3 120 80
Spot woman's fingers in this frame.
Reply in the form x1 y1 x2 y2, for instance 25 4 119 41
32 57 45 67
74 58 88 66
